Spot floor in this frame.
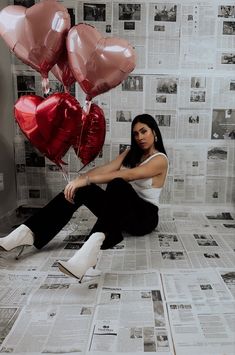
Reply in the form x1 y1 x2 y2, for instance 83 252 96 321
0 205 234 354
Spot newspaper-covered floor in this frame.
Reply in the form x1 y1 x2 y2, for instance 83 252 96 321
0 205 235 355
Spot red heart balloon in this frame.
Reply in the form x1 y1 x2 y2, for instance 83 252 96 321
35 93 83 143
67 23 136 99
74 104 106 165
14 93 82 166
51 46 75 92
0 0 70 79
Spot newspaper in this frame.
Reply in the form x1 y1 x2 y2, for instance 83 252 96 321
97 249 150 272
188 251 235 268
0 304 95 354
112 2 147 69
0 307 21 347
27 272 102 305
148 3 180 70
180 2 216 69
8 0 235 208
150 250 192 269
87 271 174 354
0 207 235 354
0 271 47 306
149 232 185 251
167 300 235 355
161 268 234 302
180 233 232 252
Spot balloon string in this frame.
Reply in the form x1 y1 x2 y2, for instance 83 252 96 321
77 162 89 174
83 98 92 115
75 112 85 172
75 99 92 173
60 165 69 184
42 77 50 96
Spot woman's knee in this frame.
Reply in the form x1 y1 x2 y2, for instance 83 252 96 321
106 177 127 190
73 185 91 203
106 178 135 203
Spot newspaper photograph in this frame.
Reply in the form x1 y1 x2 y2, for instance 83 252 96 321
216 268 235 298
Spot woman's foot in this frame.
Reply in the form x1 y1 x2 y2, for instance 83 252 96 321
0 224 34 251
57 232 105 281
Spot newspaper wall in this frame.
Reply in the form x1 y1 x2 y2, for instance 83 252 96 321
7 0 235 207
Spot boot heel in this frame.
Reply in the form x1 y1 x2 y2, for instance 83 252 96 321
0 225 34 253
58 261 84 282
57 232 105 281
92 261 98 270
15 246 25 260
79 275 84 284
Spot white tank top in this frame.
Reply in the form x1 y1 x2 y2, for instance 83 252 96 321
130 152 168 207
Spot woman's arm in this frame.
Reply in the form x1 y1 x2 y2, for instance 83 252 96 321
85 149 129 177
64 154 167 202
88 155 167 185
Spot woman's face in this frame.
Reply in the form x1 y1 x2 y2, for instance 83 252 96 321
133 122 155 150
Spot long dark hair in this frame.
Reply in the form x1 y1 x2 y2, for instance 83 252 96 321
122 114 167 168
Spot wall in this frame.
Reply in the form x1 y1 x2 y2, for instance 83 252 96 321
0 0 17 216
2 0 235 209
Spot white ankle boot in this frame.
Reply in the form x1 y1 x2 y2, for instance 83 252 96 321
0 224 34 252
57 232 105 281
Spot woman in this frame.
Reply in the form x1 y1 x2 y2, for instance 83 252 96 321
0 114 168 281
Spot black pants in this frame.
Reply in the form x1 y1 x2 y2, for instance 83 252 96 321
24 178 159 250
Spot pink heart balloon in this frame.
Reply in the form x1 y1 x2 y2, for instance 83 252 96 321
51 46 76 93
0 0 71 79
67 23 136 99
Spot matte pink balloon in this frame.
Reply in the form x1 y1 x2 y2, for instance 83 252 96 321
67 23 136 99
0 0 71 79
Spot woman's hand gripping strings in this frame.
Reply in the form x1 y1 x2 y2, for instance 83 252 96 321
64 175 90 203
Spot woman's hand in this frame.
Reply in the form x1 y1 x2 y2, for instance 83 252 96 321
64 176 88 203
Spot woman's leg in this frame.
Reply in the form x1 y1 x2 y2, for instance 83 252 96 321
89 178 159 249
57 178 158 280
24 178 157 250
25 184 105 249
89 218 124 249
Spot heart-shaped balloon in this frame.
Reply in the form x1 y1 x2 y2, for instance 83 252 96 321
36 93 83 143
0 0 70 79
67 23 136 99
14 93 82 166
74 104 106 165
51 46 75 92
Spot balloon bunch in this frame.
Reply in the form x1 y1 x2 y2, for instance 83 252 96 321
0 0 136 168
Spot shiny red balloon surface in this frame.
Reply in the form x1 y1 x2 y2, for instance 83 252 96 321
74 103 106 165
14 93 82 166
